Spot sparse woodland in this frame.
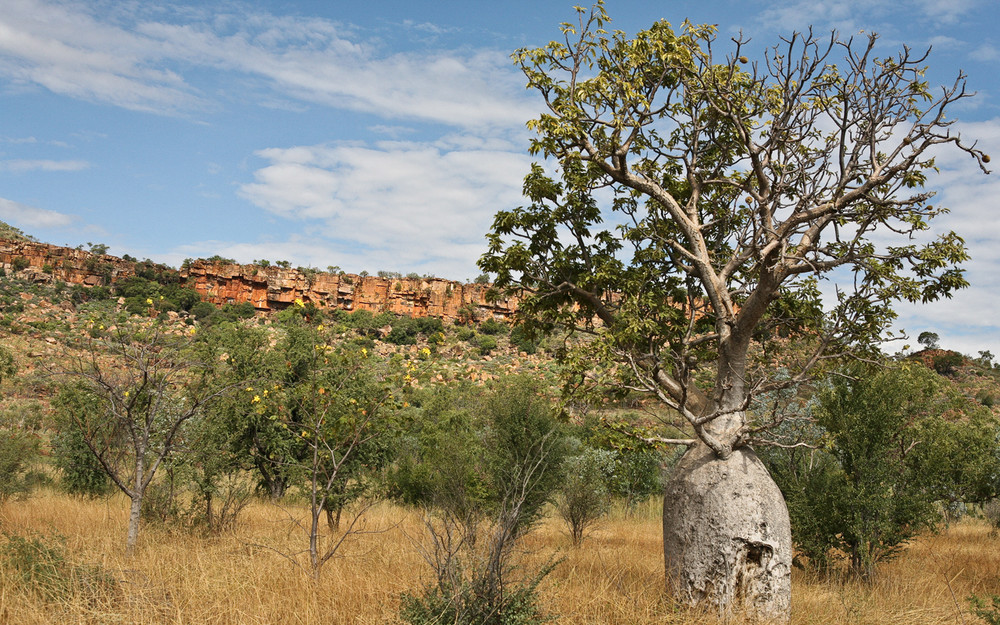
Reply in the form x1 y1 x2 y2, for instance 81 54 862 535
0 260 999 624
3 3 1000 623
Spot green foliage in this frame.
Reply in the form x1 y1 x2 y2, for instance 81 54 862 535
509 325 539 355
396 378 565 625
917 331 940 350
399 561 556 625
969 594 1000 625
475 334 498 356
557 446 613 545
87 242 109 256
479 318 507 336
0 219 35 241
2 533 118 602
0 347 41 502
581 415 664 511
393 378 567 532
391 385 490 522
11 257 29 272
114 272 202 317
480 0 986 459
0 428 39 502
455 326 476 342
50 389 113 498
931 351 964 375
386 316 420 345
762 363 1000 579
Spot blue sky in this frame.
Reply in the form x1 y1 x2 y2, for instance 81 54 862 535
1 0 999 358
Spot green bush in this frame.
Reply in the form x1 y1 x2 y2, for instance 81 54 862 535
762 363 999 579
510 325 539 355
479 318 507 336
969 594 1000 625
558 447 613 545
0 430 39 502
456 327 476 342
386 316 419 345
475 335 498 355
2 533 118 602
932 351 963 375
396 378 566 625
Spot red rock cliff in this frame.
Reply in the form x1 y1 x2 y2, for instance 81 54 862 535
180 261 518 322
0 239 518 322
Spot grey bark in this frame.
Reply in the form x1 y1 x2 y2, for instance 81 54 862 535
663 442 791 623
126 492 142 556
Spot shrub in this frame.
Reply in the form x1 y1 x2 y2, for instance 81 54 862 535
2 533 118 602
969 594 1000 625
0 430 39 502
11 257 29 272
456 327 476 342
415 316 444 335
479 318 507 336
558 447 613 545
932 351 964 375
397 378 566 625
386 316 420 345
510 325 539 354
475 335 498 356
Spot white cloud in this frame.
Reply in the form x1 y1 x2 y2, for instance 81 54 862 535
0 0 535 129
0 159 90 172
754 0 981 39
0 0 203 113
971 43 1000 62
0 197 77 228
238 139 532 277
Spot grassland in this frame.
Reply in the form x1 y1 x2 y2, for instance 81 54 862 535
2 490 999 624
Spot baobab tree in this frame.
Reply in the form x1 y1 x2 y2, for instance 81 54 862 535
481 2 989 620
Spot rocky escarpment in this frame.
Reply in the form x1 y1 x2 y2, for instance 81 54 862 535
0 239 135 286
0 239 519 323
180 261 518 322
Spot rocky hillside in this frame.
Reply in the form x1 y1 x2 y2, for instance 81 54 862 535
0 238 519 323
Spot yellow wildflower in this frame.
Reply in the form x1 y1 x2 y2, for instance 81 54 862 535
146 298 153 305
252 395 261 403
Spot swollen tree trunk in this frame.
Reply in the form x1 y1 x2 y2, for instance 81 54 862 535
663 440 792 622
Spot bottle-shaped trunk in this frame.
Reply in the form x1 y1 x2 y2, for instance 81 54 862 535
662 438 792 622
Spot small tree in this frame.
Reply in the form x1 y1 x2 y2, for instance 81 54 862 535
0 347 39 503
57 322 232 555
917 331 940 350
400 377 568 625
557 446 613 546
481 3 989 618
244 319 399 578
763 363 1000 580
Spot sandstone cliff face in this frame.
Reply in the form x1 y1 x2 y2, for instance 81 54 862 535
180 261 518 322
0 239 518 323
0 239 134 286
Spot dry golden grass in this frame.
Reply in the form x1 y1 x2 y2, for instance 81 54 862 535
2 491 998 624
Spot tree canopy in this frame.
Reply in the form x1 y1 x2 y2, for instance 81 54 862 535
480 2 990 455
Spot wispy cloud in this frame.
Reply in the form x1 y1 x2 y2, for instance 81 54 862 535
0 0 203 113
753 0 982 37
0 197 77 228
0 159 90 172
971 43 1000 62
0 0 534 129
238 137 531 276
